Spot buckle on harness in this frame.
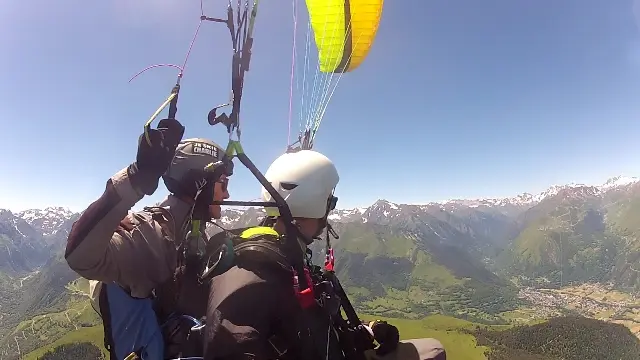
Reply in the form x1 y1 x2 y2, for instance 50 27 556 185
124 351 141 360
293 267 316 309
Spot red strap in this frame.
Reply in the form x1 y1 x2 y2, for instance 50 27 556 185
293 267 316 309
324 248 335 272
296 287 315 309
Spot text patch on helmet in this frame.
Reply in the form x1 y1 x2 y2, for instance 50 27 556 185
192 142 219 159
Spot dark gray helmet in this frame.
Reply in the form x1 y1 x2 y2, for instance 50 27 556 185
162 138 232 198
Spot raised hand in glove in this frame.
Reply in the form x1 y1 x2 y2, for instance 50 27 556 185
128 118 185 195
371 320 400 356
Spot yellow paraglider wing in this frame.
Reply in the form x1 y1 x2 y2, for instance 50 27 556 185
305 0 383 73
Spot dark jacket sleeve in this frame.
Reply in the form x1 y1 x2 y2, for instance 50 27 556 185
203 265 301 360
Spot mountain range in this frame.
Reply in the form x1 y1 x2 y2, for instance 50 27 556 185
215 174 640 289
1 175 640 357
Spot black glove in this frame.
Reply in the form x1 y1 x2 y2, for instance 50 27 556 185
353 325 376 353
371 321 400 356
129 118 185 195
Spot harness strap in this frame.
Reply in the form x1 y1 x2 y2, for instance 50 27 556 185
144 206 176 240
144 206 184 312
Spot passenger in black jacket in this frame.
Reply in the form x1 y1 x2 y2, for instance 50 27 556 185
204 149 342 360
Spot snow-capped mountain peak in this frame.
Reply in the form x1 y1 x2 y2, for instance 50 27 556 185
17 207 75 236
328 207 367 223
600 176 639 190
436 175 639 211
217 208 246 226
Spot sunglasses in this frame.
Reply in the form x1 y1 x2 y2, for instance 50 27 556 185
328 196 338 211
217 178 229 193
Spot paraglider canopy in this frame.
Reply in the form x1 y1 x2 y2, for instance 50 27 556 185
287 0 384 151
307 0 383 73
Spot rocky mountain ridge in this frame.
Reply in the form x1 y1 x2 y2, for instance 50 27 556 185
3 175 637 230
17 207 75 237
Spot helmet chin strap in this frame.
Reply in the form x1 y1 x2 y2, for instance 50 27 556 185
321 195 338 272
296 201 332 245
185 184 213 257
185 162 227 257
293 195 340 270
263 195 338 264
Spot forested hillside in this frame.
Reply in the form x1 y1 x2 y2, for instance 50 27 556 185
475 316 640 360
38 342 104 360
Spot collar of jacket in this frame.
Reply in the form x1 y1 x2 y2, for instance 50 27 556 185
158 194 194 237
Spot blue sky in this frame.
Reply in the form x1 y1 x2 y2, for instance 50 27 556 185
2 0 640 212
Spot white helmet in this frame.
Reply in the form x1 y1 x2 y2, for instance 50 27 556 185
261 150 339 219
